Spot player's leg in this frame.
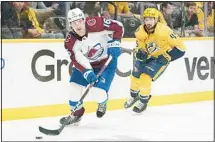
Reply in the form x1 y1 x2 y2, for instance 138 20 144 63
124 75 141 108
60 82 85 125
133 59 169 113
89 87 108 118
60 68 88 125
124 60 144 109
90 68 116 118
132 73 152 113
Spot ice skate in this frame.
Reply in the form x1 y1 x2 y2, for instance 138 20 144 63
96 103 107 118
133 95 151 113
60 107 85 126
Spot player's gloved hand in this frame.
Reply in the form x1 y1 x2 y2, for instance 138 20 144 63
135 49 148 63
94 76 105 87
107 39 121 59
83 69 98 84
157 53 171 65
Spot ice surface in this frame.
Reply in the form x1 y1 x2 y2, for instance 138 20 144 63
2 101 214 141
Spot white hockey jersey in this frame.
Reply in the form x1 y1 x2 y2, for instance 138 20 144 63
64 16 124 72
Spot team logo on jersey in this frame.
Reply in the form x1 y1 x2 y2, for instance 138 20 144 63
146 42 160 54
87 43 104 60
87 19 96 26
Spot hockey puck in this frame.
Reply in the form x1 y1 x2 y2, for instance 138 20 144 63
36 136 43 139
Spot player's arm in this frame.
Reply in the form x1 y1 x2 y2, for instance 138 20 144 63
64 41 97 84
155 31 186 66
135 36 146 52
65 44 92 72
167 31 186 61
102 18 124 60
28 7 44 34
134 37 148 63
152 30 186 66
102 17 124 40
134 28 148 63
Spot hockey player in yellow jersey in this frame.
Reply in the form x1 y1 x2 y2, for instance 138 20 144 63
124 8 186 113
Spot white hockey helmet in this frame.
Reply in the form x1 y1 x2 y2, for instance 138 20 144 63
67 8 85 26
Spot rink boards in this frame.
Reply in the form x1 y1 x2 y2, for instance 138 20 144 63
1 37 214 121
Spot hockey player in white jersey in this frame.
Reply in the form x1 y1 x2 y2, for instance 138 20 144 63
60 8 124 125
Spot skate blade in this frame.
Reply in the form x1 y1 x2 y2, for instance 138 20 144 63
59 123 80 127
73 122 80 126
132 108 148 116
124 103 136 109
59 121 81 127
132 111 144 116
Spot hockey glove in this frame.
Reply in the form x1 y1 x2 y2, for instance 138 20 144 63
157 53 171 65
135 49 148 63
167 47 185 61
83 69 98 84
107 39 121 59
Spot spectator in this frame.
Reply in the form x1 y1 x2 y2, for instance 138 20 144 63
1 2 22 39
195 2 204 31
160 2 175 28
128 2 139 14
83 2 102 17
29 2 58 26
213 2 215 10
107 2 141 38
100 2 111 19
142 2 157 10
208 2 214 35
174 2 203 37
195 2 203 9
30 2 55 12
69 2 85 10
43 2 65 16
42 2 67 37
107 2 134 21
12 2 63 39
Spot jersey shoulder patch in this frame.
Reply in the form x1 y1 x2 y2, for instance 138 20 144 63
87 18 97 26
64 33 78 50
86 16 104 32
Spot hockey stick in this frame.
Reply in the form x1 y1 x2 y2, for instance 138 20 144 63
39 55 113 136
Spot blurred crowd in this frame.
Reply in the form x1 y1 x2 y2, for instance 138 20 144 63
1 1 214 39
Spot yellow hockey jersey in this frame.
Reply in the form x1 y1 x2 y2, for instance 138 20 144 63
135 22 185 59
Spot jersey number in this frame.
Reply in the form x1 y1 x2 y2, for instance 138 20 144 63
170 32 178 39
103 19 111 27
65 34 71 42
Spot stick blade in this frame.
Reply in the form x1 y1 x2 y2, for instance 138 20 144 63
39 126 60 136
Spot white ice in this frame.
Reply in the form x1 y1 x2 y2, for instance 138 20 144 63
2 101 214 141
